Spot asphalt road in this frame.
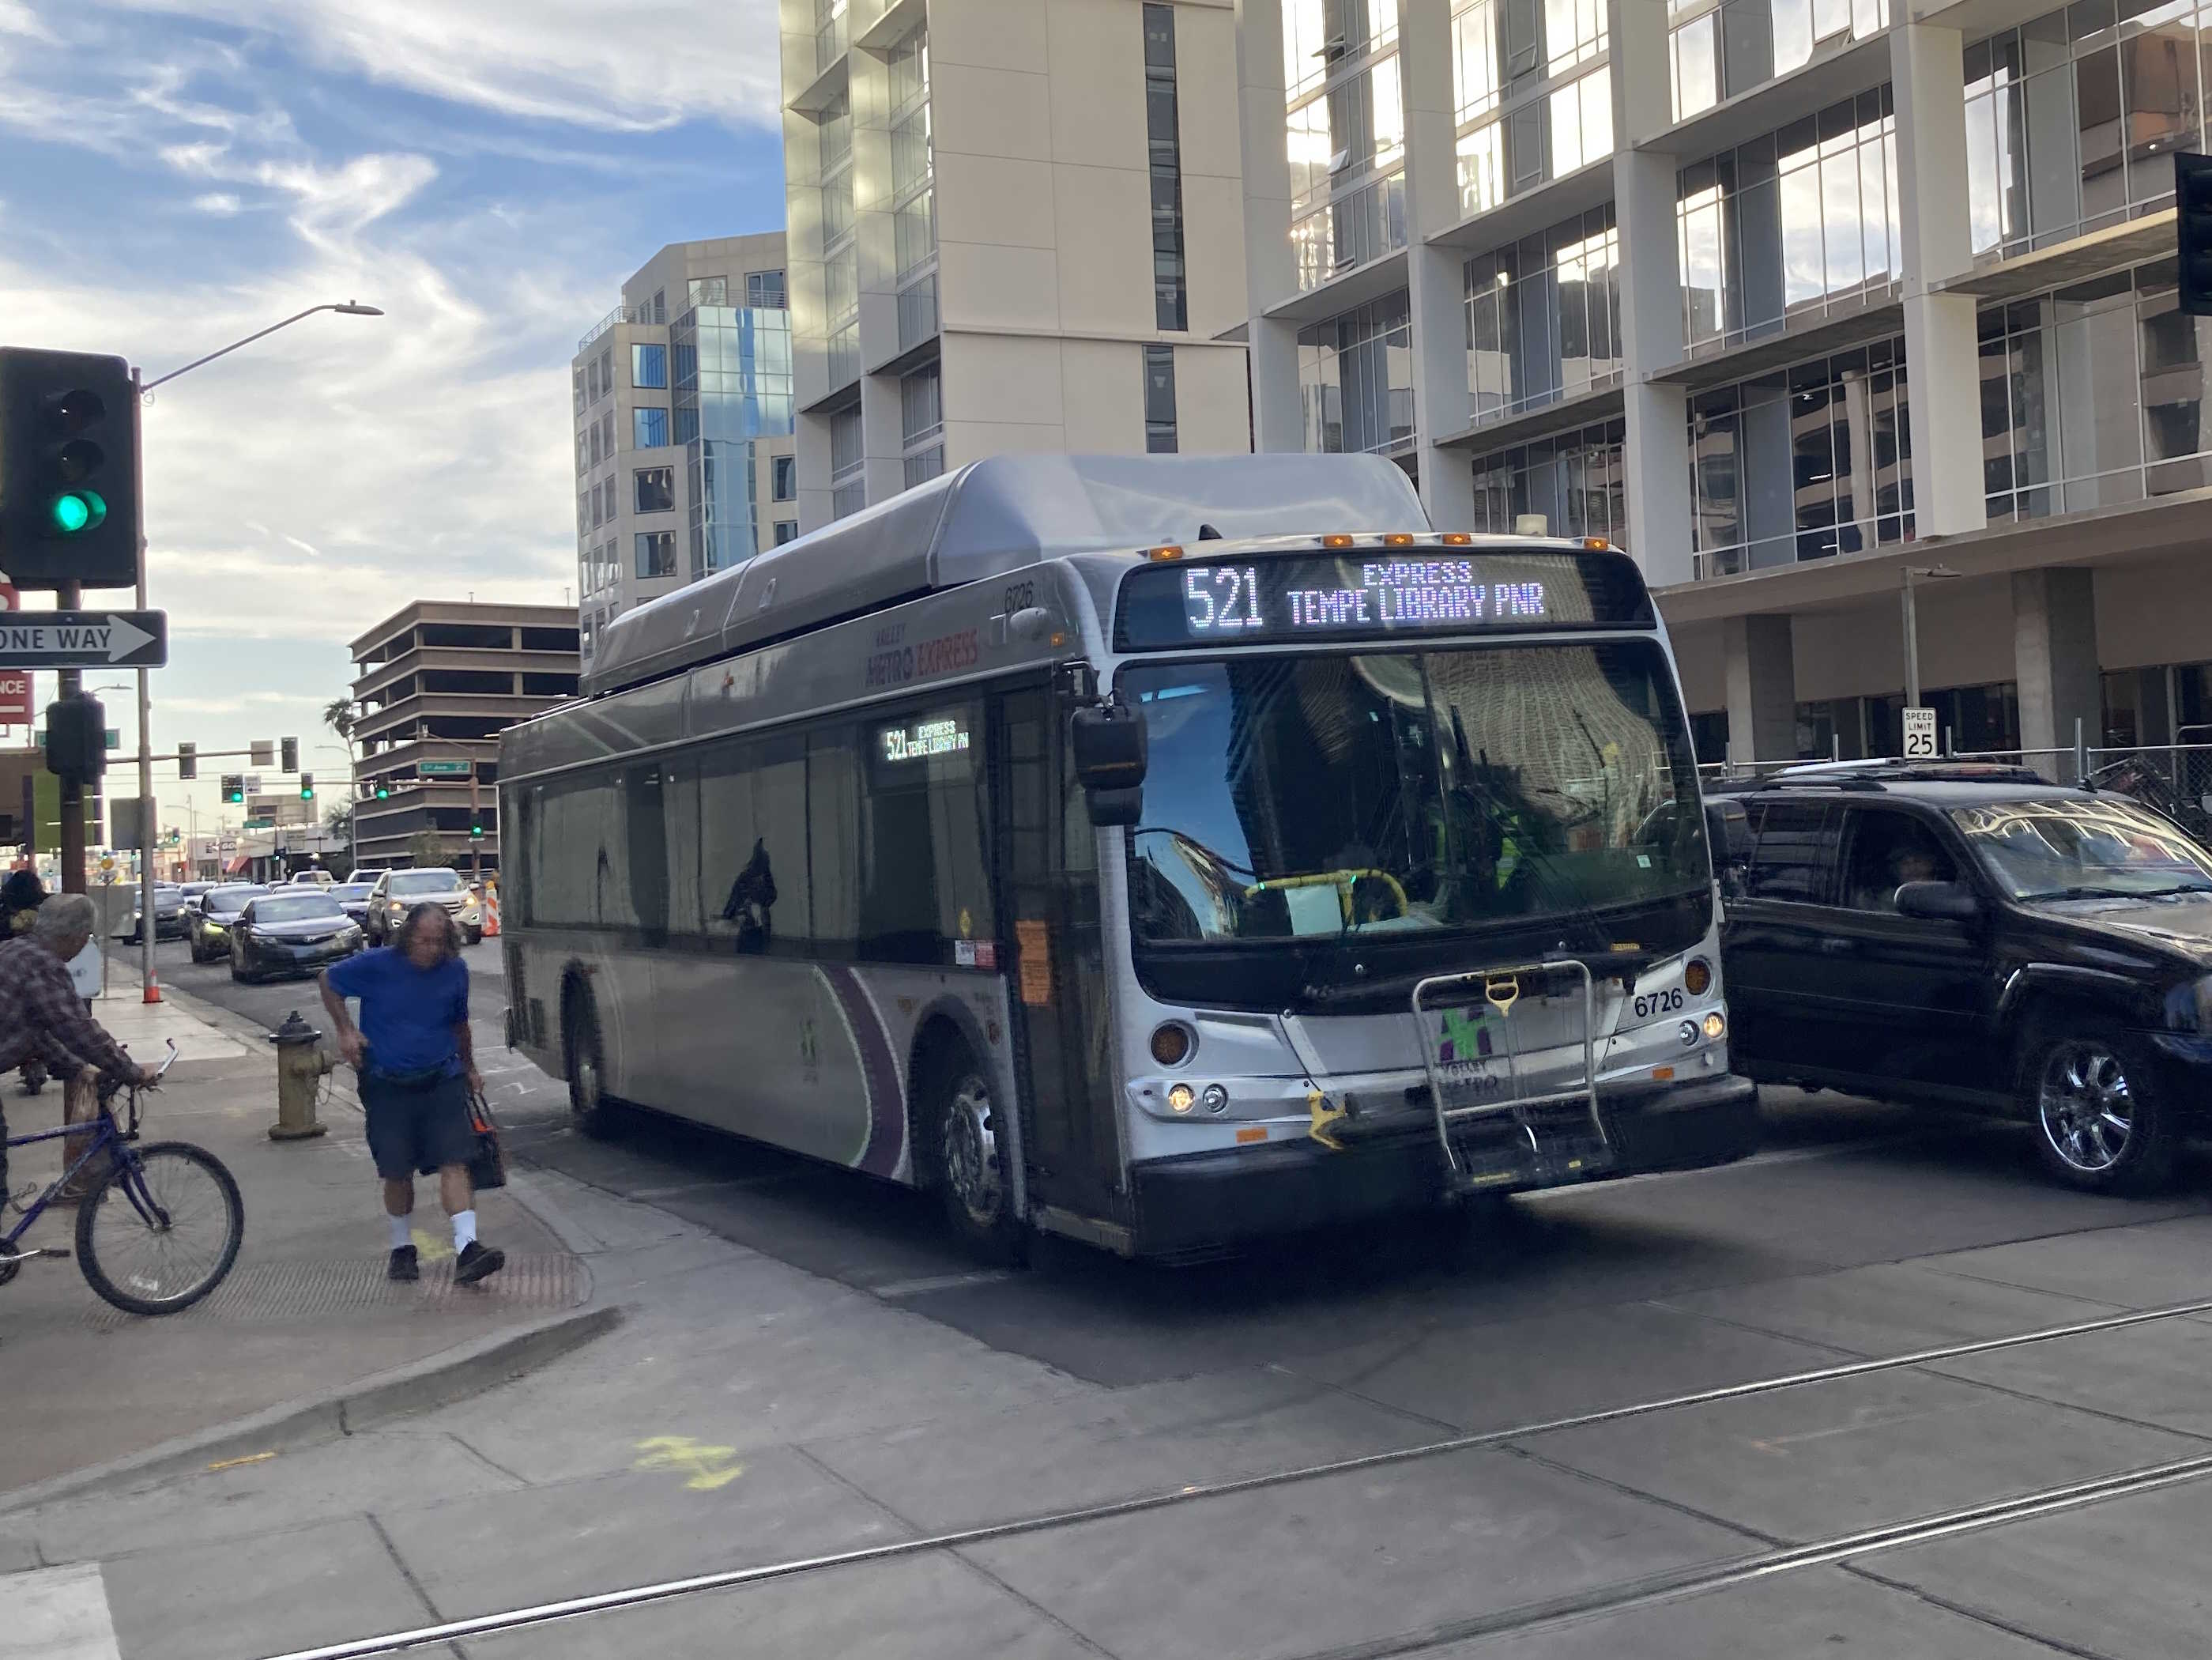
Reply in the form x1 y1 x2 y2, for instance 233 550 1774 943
67 934 2212 1658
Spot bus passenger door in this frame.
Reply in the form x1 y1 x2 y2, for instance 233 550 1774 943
999 684 1127 1224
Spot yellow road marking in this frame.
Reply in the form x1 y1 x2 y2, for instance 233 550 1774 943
205 1451 277 1473
410 1228 454 1262
633 1436 745 1492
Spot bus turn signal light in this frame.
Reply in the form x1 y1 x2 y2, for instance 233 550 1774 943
1684 958 1712 996
1151 1023 1192 1066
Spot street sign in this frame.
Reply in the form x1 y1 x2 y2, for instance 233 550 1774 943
0 609 166 670
1902 706 1939 759
418 759 473 777
250 741 274 767
0 670 27 726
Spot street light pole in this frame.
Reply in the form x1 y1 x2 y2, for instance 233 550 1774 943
1901 564 1960 715
127 300 382 998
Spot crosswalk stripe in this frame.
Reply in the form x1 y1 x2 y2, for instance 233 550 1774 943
0 1563 122 1660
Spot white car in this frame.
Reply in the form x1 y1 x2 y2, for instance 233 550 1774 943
288 869 337 887
366 867 484 945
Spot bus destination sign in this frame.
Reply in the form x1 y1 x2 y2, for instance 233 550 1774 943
1115 548 1653 651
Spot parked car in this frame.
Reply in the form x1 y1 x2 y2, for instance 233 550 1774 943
188 883 271 964
229 890 362 983
329 881 377 926
1715 760 2212 1194
113 885 189 944
365 867 483 945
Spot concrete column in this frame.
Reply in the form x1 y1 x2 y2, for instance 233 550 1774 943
1400 0 1477 526
1724 613 1798 764
1237 0 1303 451
2013 568 2100 769
1891 23 1987 540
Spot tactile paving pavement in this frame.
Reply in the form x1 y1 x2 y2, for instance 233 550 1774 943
79 1253 588 1328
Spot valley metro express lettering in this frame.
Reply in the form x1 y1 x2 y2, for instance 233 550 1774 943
865 624 980 689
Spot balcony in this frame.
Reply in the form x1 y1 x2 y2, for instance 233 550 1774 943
578 304 661 355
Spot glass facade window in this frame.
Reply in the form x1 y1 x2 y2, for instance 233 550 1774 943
774 519 800 545
635 531 676 579
901 362 943 448
1669 0 1889 123
634 407 669 449
1464 204 1621 429
1286 13 1409 292
833 480 867 519
597 348 612 402
1300 291 1415 454
635 467 675 514
831 407 865 479
1468 416 1627 539
1677 87 1899 355
1147 5 1189 330
1283 0 1400 101
1964 4 2209 262
573 365 585 415
1449 0 1612 219
773 455 796 501
747 270 788 310
1144 344 1179 453
1980 257 2212 522
665 303 795 583
903 446 947 488
1688 334 1913 578
589 421 603 468
688 277 728 307
689 440 762 576
631 343 668 389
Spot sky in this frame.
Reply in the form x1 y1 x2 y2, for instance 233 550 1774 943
0 0 786 838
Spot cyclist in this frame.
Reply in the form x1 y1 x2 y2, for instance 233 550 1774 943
0 894 162 1205
3 868 51 1096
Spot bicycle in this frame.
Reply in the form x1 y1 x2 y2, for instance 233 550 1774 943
1 1039 245 1315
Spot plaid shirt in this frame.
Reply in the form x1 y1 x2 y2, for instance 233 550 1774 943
0 937 134 1079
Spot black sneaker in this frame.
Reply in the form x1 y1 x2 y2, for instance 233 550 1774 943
454 1240 506 1285
387 1244 420 1282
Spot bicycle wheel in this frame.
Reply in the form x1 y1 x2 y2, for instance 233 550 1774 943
75 1141 244 1316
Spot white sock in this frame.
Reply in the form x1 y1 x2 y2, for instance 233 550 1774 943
451 1209 477 1251
387 1213 411 1250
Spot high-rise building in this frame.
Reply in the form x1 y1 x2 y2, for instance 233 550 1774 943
571 236 799 673
1238 0 2212 768
778 0 1253 531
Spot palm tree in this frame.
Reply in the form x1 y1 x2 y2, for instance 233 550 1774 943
322 696 357 760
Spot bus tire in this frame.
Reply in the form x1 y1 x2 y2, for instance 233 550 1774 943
916 1047 1025 1266
563 987 621 1141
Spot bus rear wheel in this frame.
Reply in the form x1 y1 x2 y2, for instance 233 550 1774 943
920 1053 1025 1265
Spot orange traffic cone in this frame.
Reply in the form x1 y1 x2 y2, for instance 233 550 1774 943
483 890 500 938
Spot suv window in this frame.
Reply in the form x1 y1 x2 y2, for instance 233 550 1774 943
1743 801 1841 904
1842 809 1958 913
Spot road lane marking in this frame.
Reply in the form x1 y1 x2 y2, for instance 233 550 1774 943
870 1270 1022 1299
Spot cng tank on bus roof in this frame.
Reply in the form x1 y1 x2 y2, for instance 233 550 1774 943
583 452 1429 696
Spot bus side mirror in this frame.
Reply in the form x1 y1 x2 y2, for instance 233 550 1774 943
1072 700 1147 830
1705 802 1750 866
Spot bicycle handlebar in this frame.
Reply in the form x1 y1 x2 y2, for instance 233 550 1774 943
153 1039 179 1081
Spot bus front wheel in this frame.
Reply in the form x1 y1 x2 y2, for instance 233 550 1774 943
564 989 620 1141
919 1052 1025 1265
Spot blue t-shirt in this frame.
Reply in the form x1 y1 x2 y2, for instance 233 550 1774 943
326 948 469 1078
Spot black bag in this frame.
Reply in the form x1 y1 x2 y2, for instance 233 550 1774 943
465 1090 507 1190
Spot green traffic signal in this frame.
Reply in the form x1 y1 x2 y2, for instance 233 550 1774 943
469 821 484 839
48 489 105 534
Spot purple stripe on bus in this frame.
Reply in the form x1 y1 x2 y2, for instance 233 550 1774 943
824 965 906 1177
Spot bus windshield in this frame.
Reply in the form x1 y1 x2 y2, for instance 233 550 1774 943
1121 640 1706 961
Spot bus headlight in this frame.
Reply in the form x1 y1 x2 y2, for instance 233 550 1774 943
1702 1011 1726 1041
1678 1019 1699 1047
1167 1084 1196 1114
1200 1083 1229 1114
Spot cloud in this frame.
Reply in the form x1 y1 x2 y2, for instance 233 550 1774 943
190 190 239 213
111 0 785 131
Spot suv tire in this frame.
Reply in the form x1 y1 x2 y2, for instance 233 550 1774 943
2025 1021 2176 1195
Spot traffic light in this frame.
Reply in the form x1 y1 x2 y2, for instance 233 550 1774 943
220 773 245 805
469 820 485 839
43 693 106 784
2182 153 2212 316
299 772 315 801
281 735 299 772
176 741 196 780
0 348 139 587
375 781 390 799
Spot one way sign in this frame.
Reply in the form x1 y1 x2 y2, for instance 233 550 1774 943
0 610 167 670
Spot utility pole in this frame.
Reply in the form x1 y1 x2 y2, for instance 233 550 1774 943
55 579 85 893
131 366 159 1000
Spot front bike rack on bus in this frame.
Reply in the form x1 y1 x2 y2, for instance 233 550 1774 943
1411 960 1612 1194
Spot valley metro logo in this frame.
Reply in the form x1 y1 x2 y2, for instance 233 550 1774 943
1438 1006 1499 1065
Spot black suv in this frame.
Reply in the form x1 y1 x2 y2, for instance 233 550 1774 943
1714 760 2212 1194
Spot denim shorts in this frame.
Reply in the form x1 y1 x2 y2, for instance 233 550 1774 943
359 1070 474 1180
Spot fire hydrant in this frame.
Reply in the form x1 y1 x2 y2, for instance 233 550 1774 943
269 1011 334 1141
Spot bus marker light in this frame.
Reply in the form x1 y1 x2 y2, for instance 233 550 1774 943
1440 532 1474 545
1382 532 1415 547
1585 537 1612 549
1168 1084 1196 1113
1321 534 1356 549
1703 1011 1727 1040
1236 1126 1267 1144
1652 1066 1675 1081
1147 545 1185 561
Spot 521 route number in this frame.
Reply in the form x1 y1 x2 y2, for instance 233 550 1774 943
1634 987 1685 1020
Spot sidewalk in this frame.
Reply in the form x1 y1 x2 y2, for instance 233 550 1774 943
0 983 608 1502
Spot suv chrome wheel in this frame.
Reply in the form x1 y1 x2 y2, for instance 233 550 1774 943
2038 1040 2134 1174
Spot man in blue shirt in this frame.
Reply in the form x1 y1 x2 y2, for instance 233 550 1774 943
319 902 503 1285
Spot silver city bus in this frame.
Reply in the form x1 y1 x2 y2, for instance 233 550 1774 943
499 454 1758 1258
